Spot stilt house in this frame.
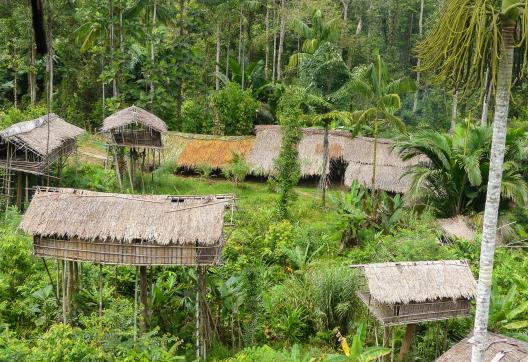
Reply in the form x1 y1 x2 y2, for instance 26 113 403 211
353 260 477 326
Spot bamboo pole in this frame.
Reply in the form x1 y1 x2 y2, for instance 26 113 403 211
41 257 60 306
62 260 67 323
140 265 148 330
134 267 138 341
98 264 103 317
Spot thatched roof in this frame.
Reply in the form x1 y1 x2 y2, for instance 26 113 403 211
438 216 476 241
247 125 421 193
170 132 255 169
20 188 233 246
436 332 528 362
0 114 84 156
102 106 168 133
354 260 477 305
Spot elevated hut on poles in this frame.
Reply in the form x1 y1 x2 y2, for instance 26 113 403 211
102 106 167 189
0 114 84 209
20 187 235 358
352 260 477 360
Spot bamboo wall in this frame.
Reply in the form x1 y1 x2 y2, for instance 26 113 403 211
111 129 163 148
34 237 222 266
357 292 471 326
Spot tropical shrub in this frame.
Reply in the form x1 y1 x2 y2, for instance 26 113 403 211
222 153 250 187
210 82 258 136
181 99 213 134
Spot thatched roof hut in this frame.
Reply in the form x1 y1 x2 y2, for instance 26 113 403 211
20 187 234 266
102 106 167 148
168 132 255 170
438 216 476 241
0 113 84 175
436 332 528 362
353 260 477 325
247 125 421 193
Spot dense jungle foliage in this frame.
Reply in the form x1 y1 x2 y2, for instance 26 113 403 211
0 0 528 361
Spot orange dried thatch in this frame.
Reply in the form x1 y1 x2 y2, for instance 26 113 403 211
175 133 254 169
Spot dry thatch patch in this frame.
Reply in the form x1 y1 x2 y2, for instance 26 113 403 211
20 187 233 246
356 260 476 305
438 216 476 241
436 332 528 362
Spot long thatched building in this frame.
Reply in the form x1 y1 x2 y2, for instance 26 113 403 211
353 260 477 326
20 187 234 266
247 125 421 193
102 105 167 149
436 332 528 362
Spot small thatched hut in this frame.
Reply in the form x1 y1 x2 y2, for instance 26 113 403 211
247 125 421 193
167 132 255 170
0 113 84 175
353 260 477 326
436 332 528 362
438 216 476 241
102 106 167 148
20 187 234 266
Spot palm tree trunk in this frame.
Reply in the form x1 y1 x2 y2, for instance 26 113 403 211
109 0 117 97
265 2 269 80
238 5 243 64
149 0 157 105
272 1 278 85
276 0 285 80
341 0 349 21
371 123 378 190
215 22 221 91
481 68 492 126
450 90 458 133
471 26 515 362
412 0 424 113
319 121 330 208
30 41 37 105
13 45 17 109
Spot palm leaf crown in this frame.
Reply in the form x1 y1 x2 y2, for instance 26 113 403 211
415 0 528 96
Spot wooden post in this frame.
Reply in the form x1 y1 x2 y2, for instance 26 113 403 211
62 260 67 323
383 326 391 362
140 265 148 330
16 172 22 209
68 260 74 319
113 147 123 190
25 174 29 209
398 323 416 361
134 267 138 341
98 264 103 317
442 320 449 352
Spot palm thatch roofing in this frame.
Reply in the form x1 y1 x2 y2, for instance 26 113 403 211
20 188 233 246
102 106 168 133
353 260 477 305
438 216 476 241
436 332 528 362
169 132 255 169
0 113 84 156
247 125 422 193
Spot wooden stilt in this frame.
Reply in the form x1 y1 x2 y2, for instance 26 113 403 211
127 157 135 193
98 264 103 317
41 257 60 306
134 267 138 341
383 326 391 362
24 174 29 210
196 266 201 361
16 172 22 209
442 320 449 352
140 265 148 330
68 260 74 319
398 323 416 361
113 147 123 190
62 260 67 323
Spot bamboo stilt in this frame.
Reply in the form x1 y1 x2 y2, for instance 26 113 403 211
98 264 103 317
398 323 416 361
140 265 148 330
62 260 67 323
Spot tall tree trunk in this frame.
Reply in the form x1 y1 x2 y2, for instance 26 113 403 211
13 45 17 109
481 68 492 126
30 43 37 105
271 1 278 84
412 0 424 113
109 0 117 97
215 22 221 91
319 121 330 208
371 123 378 190
176 0 185 119
276 0 285 80
471 25 515 362
238 5 243 64
450 90 458 133
264 2 269 80
341 0 349 21
150 0 157 105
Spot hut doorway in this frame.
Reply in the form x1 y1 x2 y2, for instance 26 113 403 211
329 157 348 187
